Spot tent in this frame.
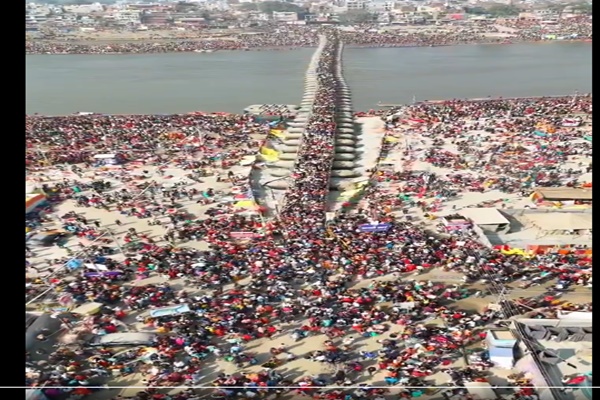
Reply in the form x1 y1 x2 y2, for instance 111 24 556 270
489 346 514 369
526 213 592 232
26 193 46 213
71 302 103 316
149 304 192 318
66 259 84 270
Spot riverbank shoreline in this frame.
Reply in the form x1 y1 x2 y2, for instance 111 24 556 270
25 38 591 56
26 94 591 118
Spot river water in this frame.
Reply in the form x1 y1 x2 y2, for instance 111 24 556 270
26 42 591 115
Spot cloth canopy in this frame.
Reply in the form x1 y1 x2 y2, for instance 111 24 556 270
526 213 592 231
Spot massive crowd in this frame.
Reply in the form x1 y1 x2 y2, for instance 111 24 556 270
26 39 592 400
389 96 592 196
25 17 592 55
26 113 266 167
497 15 592 41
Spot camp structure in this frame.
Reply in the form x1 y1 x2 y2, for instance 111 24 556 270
531 187 592 204
26 193 47 214
93 153 123 166
525 213 592 235
441 213 472 231
486 329 517 369
458 208 510 233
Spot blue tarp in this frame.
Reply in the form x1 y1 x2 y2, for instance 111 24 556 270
489 346 514 359
359 223 392 233
66 259 84 270
150 304 191 318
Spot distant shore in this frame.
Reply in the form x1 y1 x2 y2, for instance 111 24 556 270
25 38 591 56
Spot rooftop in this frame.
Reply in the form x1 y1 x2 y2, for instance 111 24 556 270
525 213 593 232
478 209 593 248
490 329 516 341
458 207 509 225
534 187 593 201
513 320 592 400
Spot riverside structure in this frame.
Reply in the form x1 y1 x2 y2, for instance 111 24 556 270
279 32 339 225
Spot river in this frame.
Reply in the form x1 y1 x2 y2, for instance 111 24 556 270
26 42 591 115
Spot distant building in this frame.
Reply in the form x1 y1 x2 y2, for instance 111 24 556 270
103 10 142 25
174 17 207 26
368 0 395 12
63 4 104 14
346 0 369 11
128 3 162 10
141 11 171 25
272 11 299 22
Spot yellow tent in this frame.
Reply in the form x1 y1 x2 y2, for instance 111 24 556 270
270 129 287 139
234 200 257 209
339 189 361 199
385 137 400 143
260 147 280 162
501 248 533 258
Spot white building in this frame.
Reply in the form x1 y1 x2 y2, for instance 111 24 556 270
346 0 370 11
106 9 142 24
272 11 299 22
62 3 104 14
368 0 394 12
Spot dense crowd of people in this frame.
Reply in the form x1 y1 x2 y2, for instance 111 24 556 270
383 96 593 199
25 17 592 54
497 15 592 41
26 113 266 167
26 39 592 400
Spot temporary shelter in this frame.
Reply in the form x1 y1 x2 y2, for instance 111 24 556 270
93 153 122 165
531 187 592 202
71 302 104 316
149 304 192 318
458 208 510 233
26 193 46 213
525 213 592 234
486 329 517 369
